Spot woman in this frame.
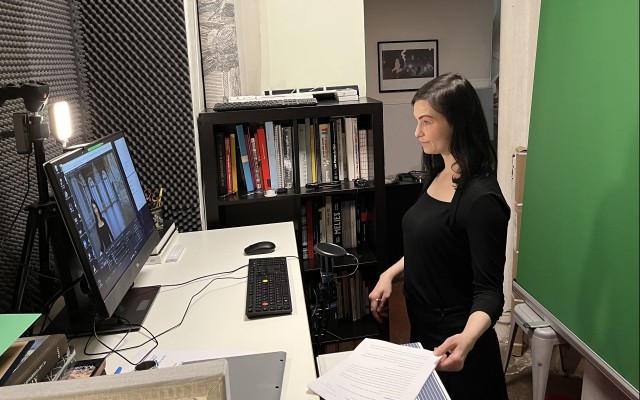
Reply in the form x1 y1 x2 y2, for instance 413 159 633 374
91 199 114 254
369 72 509 399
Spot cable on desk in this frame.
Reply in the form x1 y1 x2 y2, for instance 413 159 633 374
83 272 248 358
160 264 248 288
84 315 159 366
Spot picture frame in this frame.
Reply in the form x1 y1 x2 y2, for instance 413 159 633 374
377 40 439 93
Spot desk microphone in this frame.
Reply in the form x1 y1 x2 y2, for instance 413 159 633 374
314 243 347 285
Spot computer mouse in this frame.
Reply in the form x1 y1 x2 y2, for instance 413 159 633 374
244 241 276 256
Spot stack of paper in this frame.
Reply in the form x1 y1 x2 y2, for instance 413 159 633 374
312 338 451 400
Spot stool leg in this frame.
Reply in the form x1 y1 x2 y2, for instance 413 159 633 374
503 317 518 374
530 329 555 400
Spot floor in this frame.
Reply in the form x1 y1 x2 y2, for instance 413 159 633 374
496 318 584 400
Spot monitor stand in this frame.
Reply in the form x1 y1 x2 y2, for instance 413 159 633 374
45 285 160 337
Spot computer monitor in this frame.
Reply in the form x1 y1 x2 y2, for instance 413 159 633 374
43 132 160 336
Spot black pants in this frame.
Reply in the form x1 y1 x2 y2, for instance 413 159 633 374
406 301 508 400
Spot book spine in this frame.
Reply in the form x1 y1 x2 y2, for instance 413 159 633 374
344 117 355 180
319 123 332 182
282 125 294 189
235 124 254 192
330 119 339 181
352 118 360 180
6 334 68 386
250 137 262 190
274 124 284 189
256 127 271 190
297 121 308 186
332 196 342 246
358 129 368 180
215 132 227 196
309 120 317 183
229 134 238 193
225 137 233 194
265 121 280 190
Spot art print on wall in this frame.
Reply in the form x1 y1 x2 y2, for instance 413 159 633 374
378 40 439 92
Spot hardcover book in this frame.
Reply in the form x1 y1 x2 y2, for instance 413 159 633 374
3 334 68 386
235 124 254 192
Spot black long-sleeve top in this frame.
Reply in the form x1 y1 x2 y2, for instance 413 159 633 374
402 174 510 326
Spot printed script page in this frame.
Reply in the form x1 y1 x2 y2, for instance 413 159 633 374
308 338 441 400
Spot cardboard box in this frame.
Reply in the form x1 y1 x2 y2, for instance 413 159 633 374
513 204 523 251
512 150 527 205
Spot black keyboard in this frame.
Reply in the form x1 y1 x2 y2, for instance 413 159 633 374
246 257 292 319
213 97 317 111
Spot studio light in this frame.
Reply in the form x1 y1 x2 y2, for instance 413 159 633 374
50 101 72 144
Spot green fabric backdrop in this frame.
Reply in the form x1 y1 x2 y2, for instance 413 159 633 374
517 0 639 391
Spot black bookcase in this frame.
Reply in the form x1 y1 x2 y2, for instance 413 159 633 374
197 98 388 352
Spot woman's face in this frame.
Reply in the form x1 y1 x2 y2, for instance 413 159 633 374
413 99 453 156
92 202 99 217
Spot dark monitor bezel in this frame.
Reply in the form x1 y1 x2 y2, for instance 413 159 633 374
43 132 159 320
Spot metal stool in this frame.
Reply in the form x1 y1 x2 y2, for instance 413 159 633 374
504 303 581 400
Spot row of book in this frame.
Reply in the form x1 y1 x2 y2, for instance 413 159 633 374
300 196 368 261
0 334 105 386
214 117 372 196
334 269 370 322
307 269 370 323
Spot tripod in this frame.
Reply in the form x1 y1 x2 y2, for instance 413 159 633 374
11 135 68 313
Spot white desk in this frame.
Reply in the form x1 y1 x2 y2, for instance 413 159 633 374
80 222 318 400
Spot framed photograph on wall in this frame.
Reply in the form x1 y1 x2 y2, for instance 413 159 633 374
377 40 439 92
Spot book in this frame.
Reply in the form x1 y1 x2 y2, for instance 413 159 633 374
250 136 262 190
229 133 238 193
66 357 107 379
309 119 317 183
224 136 233 194
344 116 356 180
281 125 294 189
265 121 280 190
318 122 332 182
297 121 308 186
256 127 272 190
330 119 339 181
358 128 369 179
274 123 284 188
0 340 34 386
214 131 227 196
332 197 342 246
235 124 254 192
3 334 68 386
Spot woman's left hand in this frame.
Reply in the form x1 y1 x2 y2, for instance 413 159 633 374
433 333 475 372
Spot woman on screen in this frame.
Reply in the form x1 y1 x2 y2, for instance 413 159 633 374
368 73 509 399
91 198 114 254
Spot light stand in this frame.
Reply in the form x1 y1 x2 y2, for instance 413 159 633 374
313 243 348 353
1 82 74 313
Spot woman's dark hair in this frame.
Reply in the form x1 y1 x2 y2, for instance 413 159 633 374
90 198 103 224
411 72 496 187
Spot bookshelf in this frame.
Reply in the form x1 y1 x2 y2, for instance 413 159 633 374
198 98 388 352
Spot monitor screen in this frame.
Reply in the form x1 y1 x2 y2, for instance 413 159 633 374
44 132 159 327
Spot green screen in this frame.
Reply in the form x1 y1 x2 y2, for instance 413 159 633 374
517 0 639 391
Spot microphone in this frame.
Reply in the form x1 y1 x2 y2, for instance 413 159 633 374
314 243 347 285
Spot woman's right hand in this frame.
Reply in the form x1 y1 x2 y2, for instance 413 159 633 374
368 273 393 323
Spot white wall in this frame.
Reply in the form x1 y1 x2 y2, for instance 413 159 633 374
497 0 541 311
363 0 494 177
256 0 366 95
